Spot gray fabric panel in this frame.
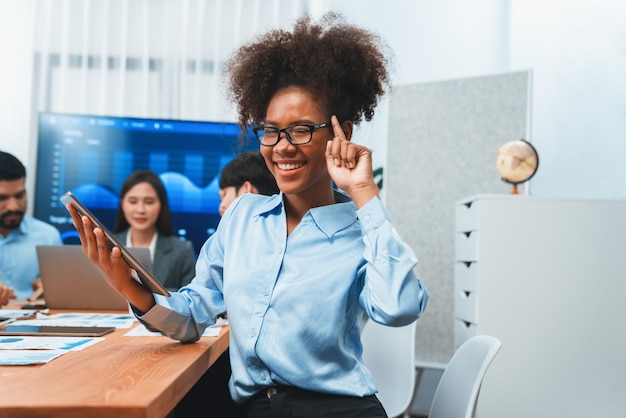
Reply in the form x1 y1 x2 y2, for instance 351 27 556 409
386 71 530 362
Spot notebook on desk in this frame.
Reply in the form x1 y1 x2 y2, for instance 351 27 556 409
36 245 153 311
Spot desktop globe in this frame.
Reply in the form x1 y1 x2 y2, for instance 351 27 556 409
496 139 539 194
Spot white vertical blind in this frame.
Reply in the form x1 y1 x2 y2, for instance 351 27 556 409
97 0 110 114
31 0 309 122
139 0 150 115
78 0 91 112
34 0 53 111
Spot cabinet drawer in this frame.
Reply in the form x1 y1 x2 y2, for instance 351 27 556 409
454 318 477 348
455 199 479 232
455 289 477 324
455 231 478 262
455 262 478 293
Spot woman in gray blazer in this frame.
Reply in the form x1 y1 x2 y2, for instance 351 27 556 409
113 170 196 291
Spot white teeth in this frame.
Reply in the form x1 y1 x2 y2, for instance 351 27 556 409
277 162 304 170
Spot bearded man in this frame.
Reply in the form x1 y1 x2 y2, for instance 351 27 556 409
0 151 62 305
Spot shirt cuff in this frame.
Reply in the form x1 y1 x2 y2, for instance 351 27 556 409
356 196 389 231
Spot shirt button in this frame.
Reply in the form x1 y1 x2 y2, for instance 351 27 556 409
259 372 267 381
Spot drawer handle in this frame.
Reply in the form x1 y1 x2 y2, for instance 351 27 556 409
462 320 471 328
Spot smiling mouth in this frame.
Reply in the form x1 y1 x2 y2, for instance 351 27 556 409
277 162 305 171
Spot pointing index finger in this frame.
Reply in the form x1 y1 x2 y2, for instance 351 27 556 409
330 115 345 140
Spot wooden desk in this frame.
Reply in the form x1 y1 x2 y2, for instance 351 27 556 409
0 309 229 418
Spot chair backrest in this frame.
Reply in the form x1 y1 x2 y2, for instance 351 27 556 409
428 335 502 418
361 319 417 418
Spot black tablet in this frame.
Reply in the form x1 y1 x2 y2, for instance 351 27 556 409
0 324 115 337
60 191 171 297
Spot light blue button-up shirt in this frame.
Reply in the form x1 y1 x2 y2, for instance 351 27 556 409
138 191 428 403
0 215 63 300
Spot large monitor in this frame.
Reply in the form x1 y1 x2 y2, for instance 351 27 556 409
34 112 256 255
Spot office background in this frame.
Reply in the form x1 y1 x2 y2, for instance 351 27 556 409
1 0 624 364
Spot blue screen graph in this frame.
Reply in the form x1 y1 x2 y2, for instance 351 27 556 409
34 112 256 255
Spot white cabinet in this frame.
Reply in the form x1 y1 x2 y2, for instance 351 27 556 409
454 194 626 418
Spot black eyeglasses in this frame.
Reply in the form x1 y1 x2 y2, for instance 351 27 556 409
252 122 329 146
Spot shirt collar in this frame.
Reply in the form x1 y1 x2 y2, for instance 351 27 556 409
17 215 29 236
2 216 29 240
250 190 357 238
252 193 284 216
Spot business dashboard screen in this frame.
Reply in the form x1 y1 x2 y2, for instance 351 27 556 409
34 112 256 255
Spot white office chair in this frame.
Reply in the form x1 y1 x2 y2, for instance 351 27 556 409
361 319 417 418
427 335 502 418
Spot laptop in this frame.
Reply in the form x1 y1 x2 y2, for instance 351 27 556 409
36 245 153 311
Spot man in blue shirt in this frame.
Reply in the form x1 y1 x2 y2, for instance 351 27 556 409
0 151 62 305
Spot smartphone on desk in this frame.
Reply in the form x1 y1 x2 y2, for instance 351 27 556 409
60 191 170 297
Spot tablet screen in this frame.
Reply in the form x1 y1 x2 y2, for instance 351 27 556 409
60 191 170 297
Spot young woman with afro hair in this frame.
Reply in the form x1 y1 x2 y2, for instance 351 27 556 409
67 12 428 418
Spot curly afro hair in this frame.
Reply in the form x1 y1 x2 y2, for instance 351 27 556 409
224 12 394 132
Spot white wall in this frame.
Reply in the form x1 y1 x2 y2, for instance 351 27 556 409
510 0 626 198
